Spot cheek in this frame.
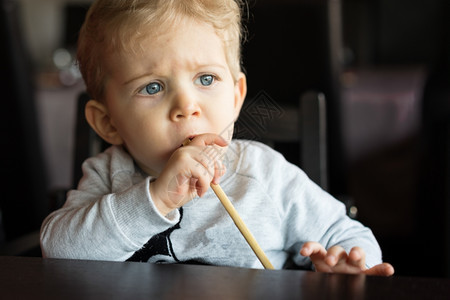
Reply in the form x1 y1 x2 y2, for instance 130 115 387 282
209 103 236 137
110 110 148 146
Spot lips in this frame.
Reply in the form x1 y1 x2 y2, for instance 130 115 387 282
180 135 196 147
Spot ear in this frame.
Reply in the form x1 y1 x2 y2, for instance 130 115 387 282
85 100 124 145
233 72 247 120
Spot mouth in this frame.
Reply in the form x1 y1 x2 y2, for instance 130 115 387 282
180 135 196 147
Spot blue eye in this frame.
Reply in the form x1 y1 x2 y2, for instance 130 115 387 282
199 74 214 86
139 82 162 95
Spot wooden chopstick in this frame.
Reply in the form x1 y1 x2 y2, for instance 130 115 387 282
210 183 274 269
182 137 274 269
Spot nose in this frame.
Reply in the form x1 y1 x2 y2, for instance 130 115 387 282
169 90 201 121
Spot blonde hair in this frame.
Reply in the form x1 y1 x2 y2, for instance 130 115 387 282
77 0 245 100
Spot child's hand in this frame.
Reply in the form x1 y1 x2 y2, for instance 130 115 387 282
300 241 394 276
150 133 228 216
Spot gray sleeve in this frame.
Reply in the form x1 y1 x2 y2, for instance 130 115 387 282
40 148 179 261
284 179 382 269
240 141 383 269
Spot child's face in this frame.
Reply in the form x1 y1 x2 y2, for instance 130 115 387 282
98 18 246 176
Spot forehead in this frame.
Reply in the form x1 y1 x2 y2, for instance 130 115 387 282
105 18 227 74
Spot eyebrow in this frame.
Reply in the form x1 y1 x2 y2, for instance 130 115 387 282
123 73 154 86
122 63 229 86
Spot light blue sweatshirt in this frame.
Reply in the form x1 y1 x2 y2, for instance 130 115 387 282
40 140 382 269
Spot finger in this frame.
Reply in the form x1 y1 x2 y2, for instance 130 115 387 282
189 164 214 197
194 146 222 181
171 145 222 197
190 133 228 147
167 150 213 199
166 173 198 208
348 247 366 269
212 160 226 184
301 242 335 272
300 242 327 258
364 263 395 276
325 245 348 267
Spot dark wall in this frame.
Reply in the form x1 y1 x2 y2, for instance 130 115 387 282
0 0 49 243
243 1 333 105
242 0 346 196
342 0 450 277
343 0 447 66
245 0 450 277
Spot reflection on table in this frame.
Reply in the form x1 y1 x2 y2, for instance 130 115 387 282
1 256 450 299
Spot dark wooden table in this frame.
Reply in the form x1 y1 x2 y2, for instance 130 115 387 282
1 256 449 299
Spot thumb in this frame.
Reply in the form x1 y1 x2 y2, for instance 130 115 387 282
364 263 395 276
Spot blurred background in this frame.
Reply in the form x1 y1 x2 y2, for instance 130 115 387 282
0 0 449 278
